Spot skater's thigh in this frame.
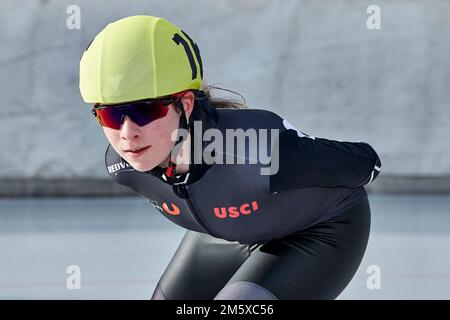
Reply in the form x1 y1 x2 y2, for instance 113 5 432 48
214 196 371 300
151 230 250 299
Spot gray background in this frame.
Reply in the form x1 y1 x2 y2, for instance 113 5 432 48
0 0 449 300
0 0 449 195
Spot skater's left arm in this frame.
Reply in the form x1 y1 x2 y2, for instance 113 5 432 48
269 128 382 192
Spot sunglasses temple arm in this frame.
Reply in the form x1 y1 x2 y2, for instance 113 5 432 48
165 100 190 177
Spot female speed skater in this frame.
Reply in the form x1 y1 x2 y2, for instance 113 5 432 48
79 15 382 300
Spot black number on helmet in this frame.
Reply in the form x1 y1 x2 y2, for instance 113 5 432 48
172 31 203 80
181 30 203 79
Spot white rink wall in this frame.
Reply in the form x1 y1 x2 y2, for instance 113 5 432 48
1 0 449 195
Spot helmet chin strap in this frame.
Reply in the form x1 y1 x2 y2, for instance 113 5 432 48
165 99 190 179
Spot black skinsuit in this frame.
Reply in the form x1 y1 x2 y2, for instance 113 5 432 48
105 93 381 299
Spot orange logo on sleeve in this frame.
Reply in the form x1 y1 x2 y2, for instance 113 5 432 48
162 202 181 216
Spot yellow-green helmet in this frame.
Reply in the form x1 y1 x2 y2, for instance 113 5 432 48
79 15 203 104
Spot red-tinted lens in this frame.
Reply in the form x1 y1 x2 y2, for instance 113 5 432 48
93 99 171 130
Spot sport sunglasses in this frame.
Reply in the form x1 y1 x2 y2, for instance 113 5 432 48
91 93 185 130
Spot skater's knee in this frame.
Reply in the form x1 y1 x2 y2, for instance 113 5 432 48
214 281 278 300
151 282 167 300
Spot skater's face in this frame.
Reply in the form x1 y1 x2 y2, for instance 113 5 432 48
100 91 195 172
